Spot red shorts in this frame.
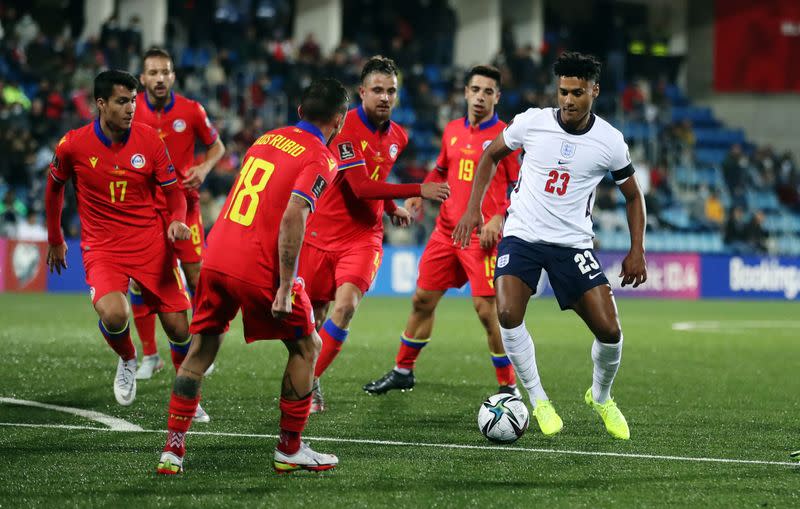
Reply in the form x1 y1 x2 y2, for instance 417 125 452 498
190 268 314 342
83 240 191 313
417 229 497 297
158 199 204 264
297 241 383 303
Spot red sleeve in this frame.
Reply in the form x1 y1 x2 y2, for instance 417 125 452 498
45 173 66 245
384 199 398 214
291 153 337 212
332 138 366 171
343 166 421 199
423 167 447 184
153 136 178 186
193 102 219 146
163 184 187 223
45 135 72 245
435 135 449 172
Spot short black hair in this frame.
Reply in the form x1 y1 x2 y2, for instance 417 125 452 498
94 70 138 101
360 55 399 83
300 78 349 122
465 65 502 88
142 47 173 69
553 51 602 82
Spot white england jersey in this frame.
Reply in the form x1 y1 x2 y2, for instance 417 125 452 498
501 107 633 249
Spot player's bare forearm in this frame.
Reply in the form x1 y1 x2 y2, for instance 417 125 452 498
277 196 311 289
453 136 511 247
205 137 226 170
618 176 648 287
619 177 646 253
467 136 510 213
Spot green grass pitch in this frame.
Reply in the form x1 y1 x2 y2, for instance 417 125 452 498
1 293 798 507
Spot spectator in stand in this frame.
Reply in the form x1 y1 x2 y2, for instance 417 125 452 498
724 206 750 254
1 189 27 229
722 144 748 205
744 210 768 254
704 189 725 229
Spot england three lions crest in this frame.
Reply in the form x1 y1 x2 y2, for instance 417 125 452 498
560 141 576 159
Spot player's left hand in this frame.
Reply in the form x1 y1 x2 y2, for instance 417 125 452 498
389 206 413 227
46 242 68 274
167 221 191 242
182 164 209 189
620 248 647 287
272 285 293 319
479 214 504 249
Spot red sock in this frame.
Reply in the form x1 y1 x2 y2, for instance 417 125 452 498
98 320 136 361
314 319 348 377
164 392 200 457
495 364 516 386
394 332 428 370
132 305 157 356
278 395 312 455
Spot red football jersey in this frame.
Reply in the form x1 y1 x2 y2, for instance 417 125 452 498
133 92 218 203
203 121 338 288
305 105 408 249
433 114 520 236
49 119 178 256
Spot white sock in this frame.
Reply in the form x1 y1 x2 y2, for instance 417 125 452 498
393 367 411 375
591 337 623 404
500 322 548 404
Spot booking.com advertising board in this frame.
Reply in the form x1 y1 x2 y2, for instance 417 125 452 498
2 239 800 301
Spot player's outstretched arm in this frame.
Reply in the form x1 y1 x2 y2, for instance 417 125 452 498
273 195 312 319
452 134 512 248
618 176 647 287
343 167 450 202
44 173 68 274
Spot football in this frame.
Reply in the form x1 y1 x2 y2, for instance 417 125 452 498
477 393 529 444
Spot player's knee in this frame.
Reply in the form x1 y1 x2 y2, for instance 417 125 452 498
497 307 523 330
473 299 495 328
163 316 190 342
596 323 622 343
411 291 436 315
99 308 129 331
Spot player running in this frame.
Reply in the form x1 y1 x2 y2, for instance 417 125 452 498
132 48 226 383
364 65 521 396
296 56 450 413
45 70 192 407
156 78 348 475
453 52 648 440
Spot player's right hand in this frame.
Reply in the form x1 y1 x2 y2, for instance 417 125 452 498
271 285 293 319
421 182 450 202
46 242 68 275
167 221 191 242
452 208 483 248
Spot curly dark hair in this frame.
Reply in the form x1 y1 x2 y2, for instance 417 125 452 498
360 55 399 83
553 51 602 82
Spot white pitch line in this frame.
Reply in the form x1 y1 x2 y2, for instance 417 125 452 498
0 397 143 431
0 422 796 468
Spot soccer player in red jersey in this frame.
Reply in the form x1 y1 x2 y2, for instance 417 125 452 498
295 56 451 413
131 48 226 383
364 65 521 396
156 79 349 475
45 70 192 407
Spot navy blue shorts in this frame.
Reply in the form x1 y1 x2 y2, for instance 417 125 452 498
494 236 610 310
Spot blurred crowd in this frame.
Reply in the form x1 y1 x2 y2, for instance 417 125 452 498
1 3 798 256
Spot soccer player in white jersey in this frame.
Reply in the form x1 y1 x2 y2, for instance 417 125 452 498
453 52 647 440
